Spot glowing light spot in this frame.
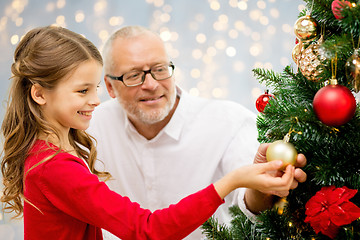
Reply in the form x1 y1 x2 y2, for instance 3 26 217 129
192 49 203 59
10 34 19 45
249 43 262 56
207 47 217 57
191 68 201 78
233 61 245 72
154 0 164 7
259 16 269 25
257 1 266 9
250 10 262 21
56 15 66 26
75 11 85 23
189 88 200 96
160 13 171 22
267 25 276 35
215 40 226 50
212 88 224 98
196 33 207 44
210 1 220 10
234 21 245 31
251 32 261 41
282 23 292 33
160 30 171 41
270 8 279 18
238 1 247 10
57 0 66 9
228 29 238 39
15 17 23 26
226 46 236 57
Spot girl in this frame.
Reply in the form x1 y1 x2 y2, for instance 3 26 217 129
1 26 294 240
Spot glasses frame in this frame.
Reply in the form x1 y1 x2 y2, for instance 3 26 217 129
106 62 175 87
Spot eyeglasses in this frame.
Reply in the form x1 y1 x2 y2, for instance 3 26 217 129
106 62 175 87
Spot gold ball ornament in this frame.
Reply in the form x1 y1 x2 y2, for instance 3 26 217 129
294 15 319 42
266 140 297 170
345 48 360 93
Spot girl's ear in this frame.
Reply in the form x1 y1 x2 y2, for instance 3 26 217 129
31 84 46 105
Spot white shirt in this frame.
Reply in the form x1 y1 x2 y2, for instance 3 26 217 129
87 88 259 239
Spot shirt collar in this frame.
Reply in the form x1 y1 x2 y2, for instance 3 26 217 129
124 86 186 142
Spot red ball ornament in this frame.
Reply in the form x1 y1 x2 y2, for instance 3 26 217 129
256 90 274 112
313 83 356 126
331 0 351 19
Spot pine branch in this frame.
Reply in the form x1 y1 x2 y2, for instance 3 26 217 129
201 217 233 240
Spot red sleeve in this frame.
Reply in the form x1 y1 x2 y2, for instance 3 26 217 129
38 154 224 240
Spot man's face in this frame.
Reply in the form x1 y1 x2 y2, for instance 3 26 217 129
105 33 176 125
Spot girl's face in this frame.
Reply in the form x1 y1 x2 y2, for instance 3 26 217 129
40 60 102 135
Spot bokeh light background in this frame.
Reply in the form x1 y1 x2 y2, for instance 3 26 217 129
0 0 305 239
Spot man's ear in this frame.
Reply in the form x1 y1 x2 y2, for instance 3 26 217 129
104 76 117 99
31 84 47 105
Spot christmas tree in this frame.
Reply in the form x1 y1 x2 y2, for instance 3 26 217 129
202 0 360 239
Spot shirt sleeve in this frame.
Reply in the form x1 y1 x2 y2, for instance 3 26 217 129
38 154 224 240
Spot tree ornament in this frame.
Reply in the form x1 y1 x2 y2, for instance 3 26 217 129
345 48 360 92
298 37 325 81
294 15 319 42
292 42 303 65
255 90 274 112
266 133 297 170
304 186 360 239
313 78 356 126
331 0 352 19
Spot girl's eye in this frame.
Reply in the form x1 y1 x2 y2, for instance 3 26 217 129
78 89 88 94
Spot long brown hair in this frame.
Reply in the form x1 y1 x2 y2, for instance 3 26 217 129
1 26 111 218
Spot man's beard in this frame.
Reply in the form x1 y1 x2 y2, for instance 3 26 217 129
120 88 177 125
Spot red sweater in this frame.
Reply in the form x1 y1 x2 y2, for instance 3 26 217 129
23 140 223 240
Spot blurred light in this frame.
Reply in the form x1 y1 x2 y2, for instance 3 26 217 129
196 33 207 43
160 13 171 22
160 30 171 41
228 29 238 39
218 14 228 24
234 21 245 31
192 49 203 59
252 87 263 98
15 17 23 26
170 32 179 41
257 1 266 9
94 1 107 13
264 62 273 69
250 43 262 56
282 23 292 33
191 68 201 78
226 46 236 57
10 34 19 45
163 4 172 12
46 2 55 12
215 40 226 49
189 88 200 96
210 1 220 11
229 0 238 8
267 25 276 35
270 8 280 18
249 10 262 21
154 0 164 7
259 16 269 25
298 4 306 12
233 61 245 72
212 88 225 98
253 61 264 68
206 47 217 56
109 16 124 26
238 1 247 10
98 30 108 41
56 15 66 26
75 11 85 23
56 0 66 9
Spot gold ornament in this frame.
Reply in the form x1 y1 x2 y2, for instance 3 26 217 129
345 48 360 92
298 38 326 81
294 15 319 42
266 134 297 170
274 197 288 215
292 42 304 64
